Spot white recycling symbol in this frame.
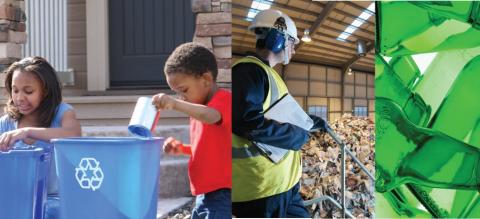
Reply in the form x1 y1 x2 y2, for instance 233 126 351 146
75 157 104 191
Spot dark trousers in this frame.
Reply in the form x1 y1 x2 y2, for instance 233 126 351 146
232 182 309 218
192 188 232 219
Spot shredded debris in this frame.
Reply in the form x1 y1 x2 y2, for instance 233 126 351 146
301 114 375 218
166 200 194 219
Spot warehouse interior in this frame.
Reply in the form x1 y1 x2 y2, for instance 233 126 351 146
232 0 375 122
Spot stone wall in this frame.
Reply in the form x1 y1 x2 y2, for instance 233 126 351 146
0 0 25 74
192 0 232 88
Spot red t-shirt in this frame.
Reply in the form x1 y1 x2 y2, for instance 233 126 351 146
188 89 232 195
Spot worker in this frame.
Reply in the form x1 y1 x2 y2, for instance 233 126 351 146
232 8 328 217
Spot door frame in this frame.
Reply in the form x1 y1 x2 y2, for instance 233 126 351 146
86 0 109 92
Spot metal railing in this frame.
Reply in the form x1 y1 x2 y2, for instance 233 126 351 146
304 127 375 219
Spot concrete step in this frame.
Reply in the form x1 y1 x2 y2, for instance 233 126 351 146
159 158 190 198
82 125 190 143
71 95 190 126
156 197 193 219
64 95 188 126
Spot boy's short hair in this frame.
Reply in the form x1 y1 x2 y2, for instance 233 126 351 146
164 42 218 80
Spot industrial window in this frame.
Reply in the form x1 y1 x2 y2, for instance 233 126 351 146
337 3 375 42
308 105 328 122
354 106 368 117
246 0 273 21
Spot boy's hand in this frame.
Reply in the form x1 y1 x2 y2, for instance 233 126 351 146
163 137 183 155
0 128 29 151
152 93 177 110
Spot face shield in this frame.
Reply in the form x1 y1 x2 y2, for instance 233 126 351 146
283 35 296 65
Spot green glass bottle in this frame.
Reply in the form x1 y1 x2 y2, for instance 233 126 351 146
376 96 479 192
375 53 480 193
377 1 480 57
376 2 480 217
429 55 480 147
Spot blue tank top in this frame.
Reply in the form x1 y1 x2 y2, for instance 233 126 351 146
0 102 74 195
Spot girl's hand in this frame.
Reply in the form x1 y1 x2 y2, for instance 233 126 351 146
162 137 183 155
0 128 30 151
152 93 177 110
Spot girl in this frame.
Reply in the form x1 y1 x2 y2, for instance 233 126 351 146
0 56 81 212
0 56 81 150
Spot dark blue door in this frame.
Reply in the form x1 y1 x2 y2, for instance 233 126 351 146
109 0 195 87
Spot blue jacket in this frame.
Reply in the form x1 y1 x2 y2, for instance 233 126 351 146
232 54 309 151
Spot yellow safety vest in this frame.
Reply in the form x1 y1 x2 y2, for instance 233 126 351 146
232 56 302 202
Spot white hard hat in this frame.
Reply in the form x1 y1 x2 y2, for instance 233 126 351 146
248 9 299 44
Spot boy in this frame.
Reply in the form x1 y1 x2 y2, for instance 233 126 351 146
152 42 231 219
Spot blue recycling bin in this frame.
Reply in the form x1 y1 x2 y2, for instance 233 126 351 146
36 142 53 219
53 137 163 219
0 145 50 219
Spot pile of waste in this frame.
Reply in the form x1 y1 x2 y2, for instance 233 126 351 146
301 114 375 218
166 200 194 219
